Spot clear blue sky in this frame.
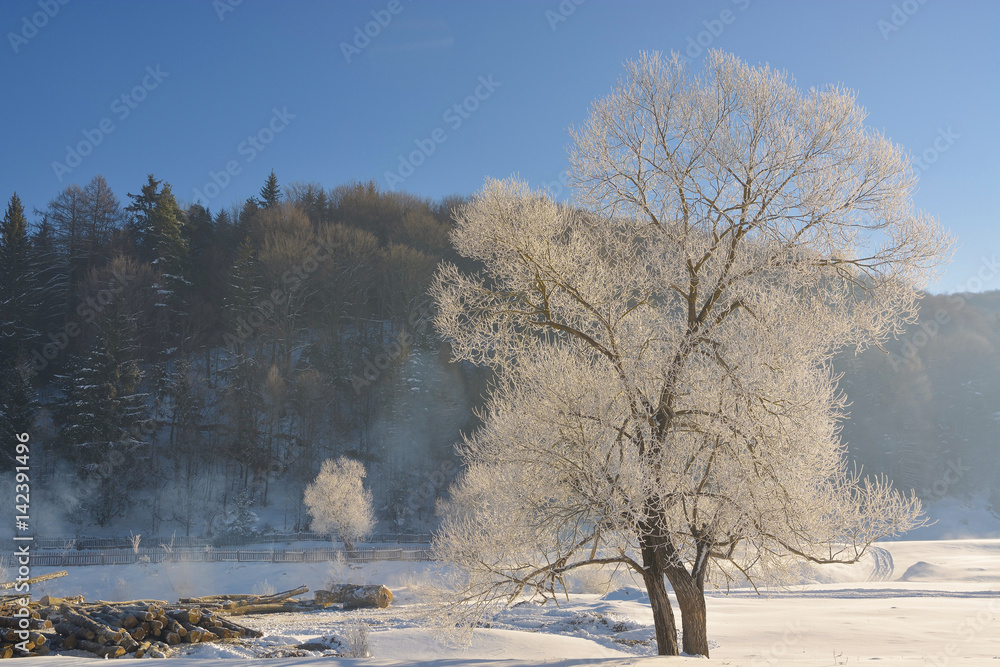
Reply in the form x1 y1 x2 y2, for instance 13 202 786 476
2 0 997 292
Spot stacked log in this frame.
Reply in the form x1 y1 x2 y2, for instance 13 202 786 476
0 597 264 659
0 581 391 658
182 584 392 613
179 586 321 615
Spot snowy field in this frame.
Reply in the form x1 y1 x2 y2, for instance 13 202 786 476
9 538 999 666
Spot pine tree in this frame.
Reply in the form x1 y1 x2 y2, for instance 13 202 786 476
236 197 260 241
0 194 36 354
259 170 281 209
0 194 39 455
165 357 208 536
128 178 191 397
149 182 190 315
222 236 261 353
185 204 224 352
221 235 265 492
29 217 69 345
56 290 150 526
125 174 163 263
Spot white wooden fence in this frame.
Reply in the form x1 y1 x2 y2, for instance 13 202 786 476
3 546 433 568
27 533 432 551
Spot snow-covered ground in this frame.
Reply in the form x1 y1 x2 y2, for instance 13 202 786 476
12 539 1000 666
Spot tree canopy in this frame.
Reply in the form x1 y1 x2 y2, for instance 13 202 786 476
431 50 952 656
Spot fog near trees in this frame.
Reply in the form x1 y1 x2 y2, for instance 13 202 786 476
837 290 1000 518
0 165 995 548
0 173 488 538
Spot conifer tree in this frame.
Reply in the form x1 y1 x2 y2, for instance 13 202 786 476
125 174 163 263
29 217 70 341
0 194 36 354
56 288 149 526
259 170 281 208
0 194 39 453
221 235 264 491
223 236 261 353
149 182 190 315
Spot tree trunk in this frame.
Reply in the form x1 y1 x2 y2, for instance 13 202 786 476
640 542 679 655
664 568 709 657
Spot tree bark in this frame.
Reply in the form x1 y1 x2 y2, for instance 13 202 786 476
640 541 679 656
664 567 709 657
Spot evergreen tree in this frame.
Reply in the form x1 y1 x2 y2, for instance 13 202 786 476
165 356 209 536
125 174 164 263
0 194 39 453
55 290 149 526
259 170 281 209
184 204 224 352
29 217 69 344
222 236 261 353
221 235 265 493
0 194 36 354
146 182 191 411
149 182 190 305
236 197 260 241
214 208 234 241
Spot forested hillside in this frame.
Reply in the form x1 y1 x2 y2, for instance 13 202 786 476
0 172 995 538
837 291 1000 518
0 173 488 537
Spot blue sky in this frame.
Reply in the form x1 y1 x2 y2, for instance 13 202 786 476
2 0 997 292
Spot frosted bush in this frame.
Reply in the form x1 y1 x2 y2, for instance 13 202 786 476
252 579 276 596
341 621 371 658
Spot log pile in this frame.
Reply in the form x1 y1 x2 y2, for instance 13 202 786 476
178 585 327 615
180 584 392 612
0 582 392 658
0 595 264 659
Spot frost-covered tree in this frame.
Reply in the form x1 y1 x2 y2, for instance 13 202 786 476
430 51 952 657
304 457 375 551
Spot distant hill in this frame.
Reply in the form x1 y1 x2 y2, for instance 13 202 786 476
835 290 1000 526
